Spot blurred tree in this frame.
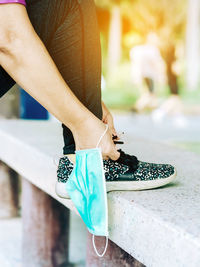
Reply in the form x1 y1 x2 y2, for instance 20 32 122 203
96 0 122 73
95 0 186 94
186 0 200 91
107 5 121 72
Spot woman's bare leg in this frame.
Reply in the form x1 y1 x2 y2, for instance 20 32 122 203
0 4 119 160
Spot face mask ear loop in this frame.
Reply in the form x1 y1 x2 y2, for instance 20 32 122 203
96 124 109 148
93 123 109 257
92 234 108 257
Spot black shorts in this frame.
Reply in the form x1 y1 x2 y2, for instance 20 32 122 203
0 0 102 154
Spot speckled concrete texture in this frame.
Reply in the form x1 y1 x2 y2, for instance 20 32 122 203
0 119 199 267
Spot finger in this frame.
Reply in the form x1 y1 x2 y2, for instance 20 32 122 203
111 127 118 138
107 117 118 137
102 155 109 160
102 118 108 124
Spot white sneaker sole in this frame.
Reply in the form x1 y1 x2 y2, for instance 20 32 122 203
55 169 177 199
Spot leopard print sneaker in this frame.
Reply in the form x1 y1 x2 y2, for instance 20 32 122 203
55 149 176 199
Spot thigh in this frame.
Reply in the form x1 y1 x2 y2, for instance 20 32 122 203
48 0 102 119
26 0 70 48
27 0 103 153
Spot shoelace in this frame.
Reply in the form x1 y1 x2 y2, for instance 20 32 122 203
116 149 139 172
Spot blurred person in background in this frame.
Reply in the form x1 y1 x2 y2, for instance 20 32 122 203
152 43 185 125
130 32 166 112
130 32 185 126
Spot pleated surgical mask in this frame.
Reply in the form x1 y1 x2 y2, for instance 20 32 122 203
66 124 109 257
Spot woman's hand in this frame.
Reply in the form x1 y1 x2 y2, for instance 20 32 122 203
72 101 120 160
72 114 120 161
101 101 119 139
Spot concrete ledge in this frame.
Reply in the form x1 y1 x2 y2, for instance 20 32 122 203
0 120 200 267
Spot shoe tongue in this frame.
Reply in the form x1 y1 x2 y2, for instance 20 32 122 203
117 149 139 171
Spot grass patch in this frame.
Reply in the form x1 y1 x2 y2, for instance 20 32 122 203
102 62 139 109
102 60 200 110
174 142 200 155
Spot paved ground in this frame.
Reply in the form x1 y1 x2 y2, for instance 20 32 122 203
0 113 199 266
114 113 200 154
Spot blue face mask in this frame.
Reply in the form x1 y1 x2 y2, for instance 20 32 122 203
66 125 109 257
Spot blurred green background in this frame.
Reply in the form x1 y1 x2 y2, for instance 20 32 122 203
94 0 200 155
95 0 200 111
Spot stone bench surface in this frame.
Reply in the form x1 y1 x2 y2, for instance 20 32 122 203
0 119 199 267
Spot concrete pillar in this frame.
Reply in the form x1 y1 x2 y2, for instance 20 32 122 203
0 85 20 217
0 84 19 118
22 179 71 267
0 161 19 218
86 232 145 267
